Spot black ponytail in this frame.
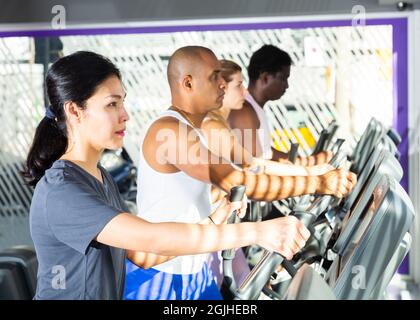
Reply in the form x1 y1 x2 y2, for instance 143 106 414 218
23 117 68 186
22 51 121 186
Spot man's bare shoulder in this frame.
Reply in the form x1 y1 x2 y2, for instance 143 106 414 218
228 101 259 129
142 117 178 148
145 116 193 137
202 117 228 131
149 116 181 130
142 116 182 173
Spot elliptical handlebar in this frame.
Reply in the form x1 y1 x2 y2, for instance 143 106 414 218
221 185 247 298
313 129 329 155
288 143 299 164
232 195 331 300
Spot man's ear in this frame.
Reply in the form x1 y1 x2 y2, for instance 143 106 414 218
259 71 270 85
182 75 193 91
63 101 82 123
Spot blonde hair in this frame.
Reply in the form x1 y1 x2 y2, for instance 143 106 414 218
219 59 242 83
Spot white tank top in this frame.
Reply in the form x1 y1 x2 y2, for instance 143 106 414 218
245 93 273 160
136 110 212 274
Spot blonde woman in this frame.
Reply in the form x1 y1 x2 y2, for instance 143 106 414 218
202 59 333 180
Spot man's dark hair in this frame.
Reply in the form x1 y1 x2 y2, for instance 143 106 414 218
248 45 292 82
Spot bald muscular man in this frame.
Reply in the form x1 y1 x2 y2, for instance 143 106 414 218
124 46 356 300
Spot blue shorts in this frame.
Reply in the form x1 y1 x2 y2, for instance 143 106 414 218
124 259 223 300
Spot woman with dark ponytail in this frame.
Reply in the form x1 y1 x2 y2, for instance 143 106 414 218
24 51 308 300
